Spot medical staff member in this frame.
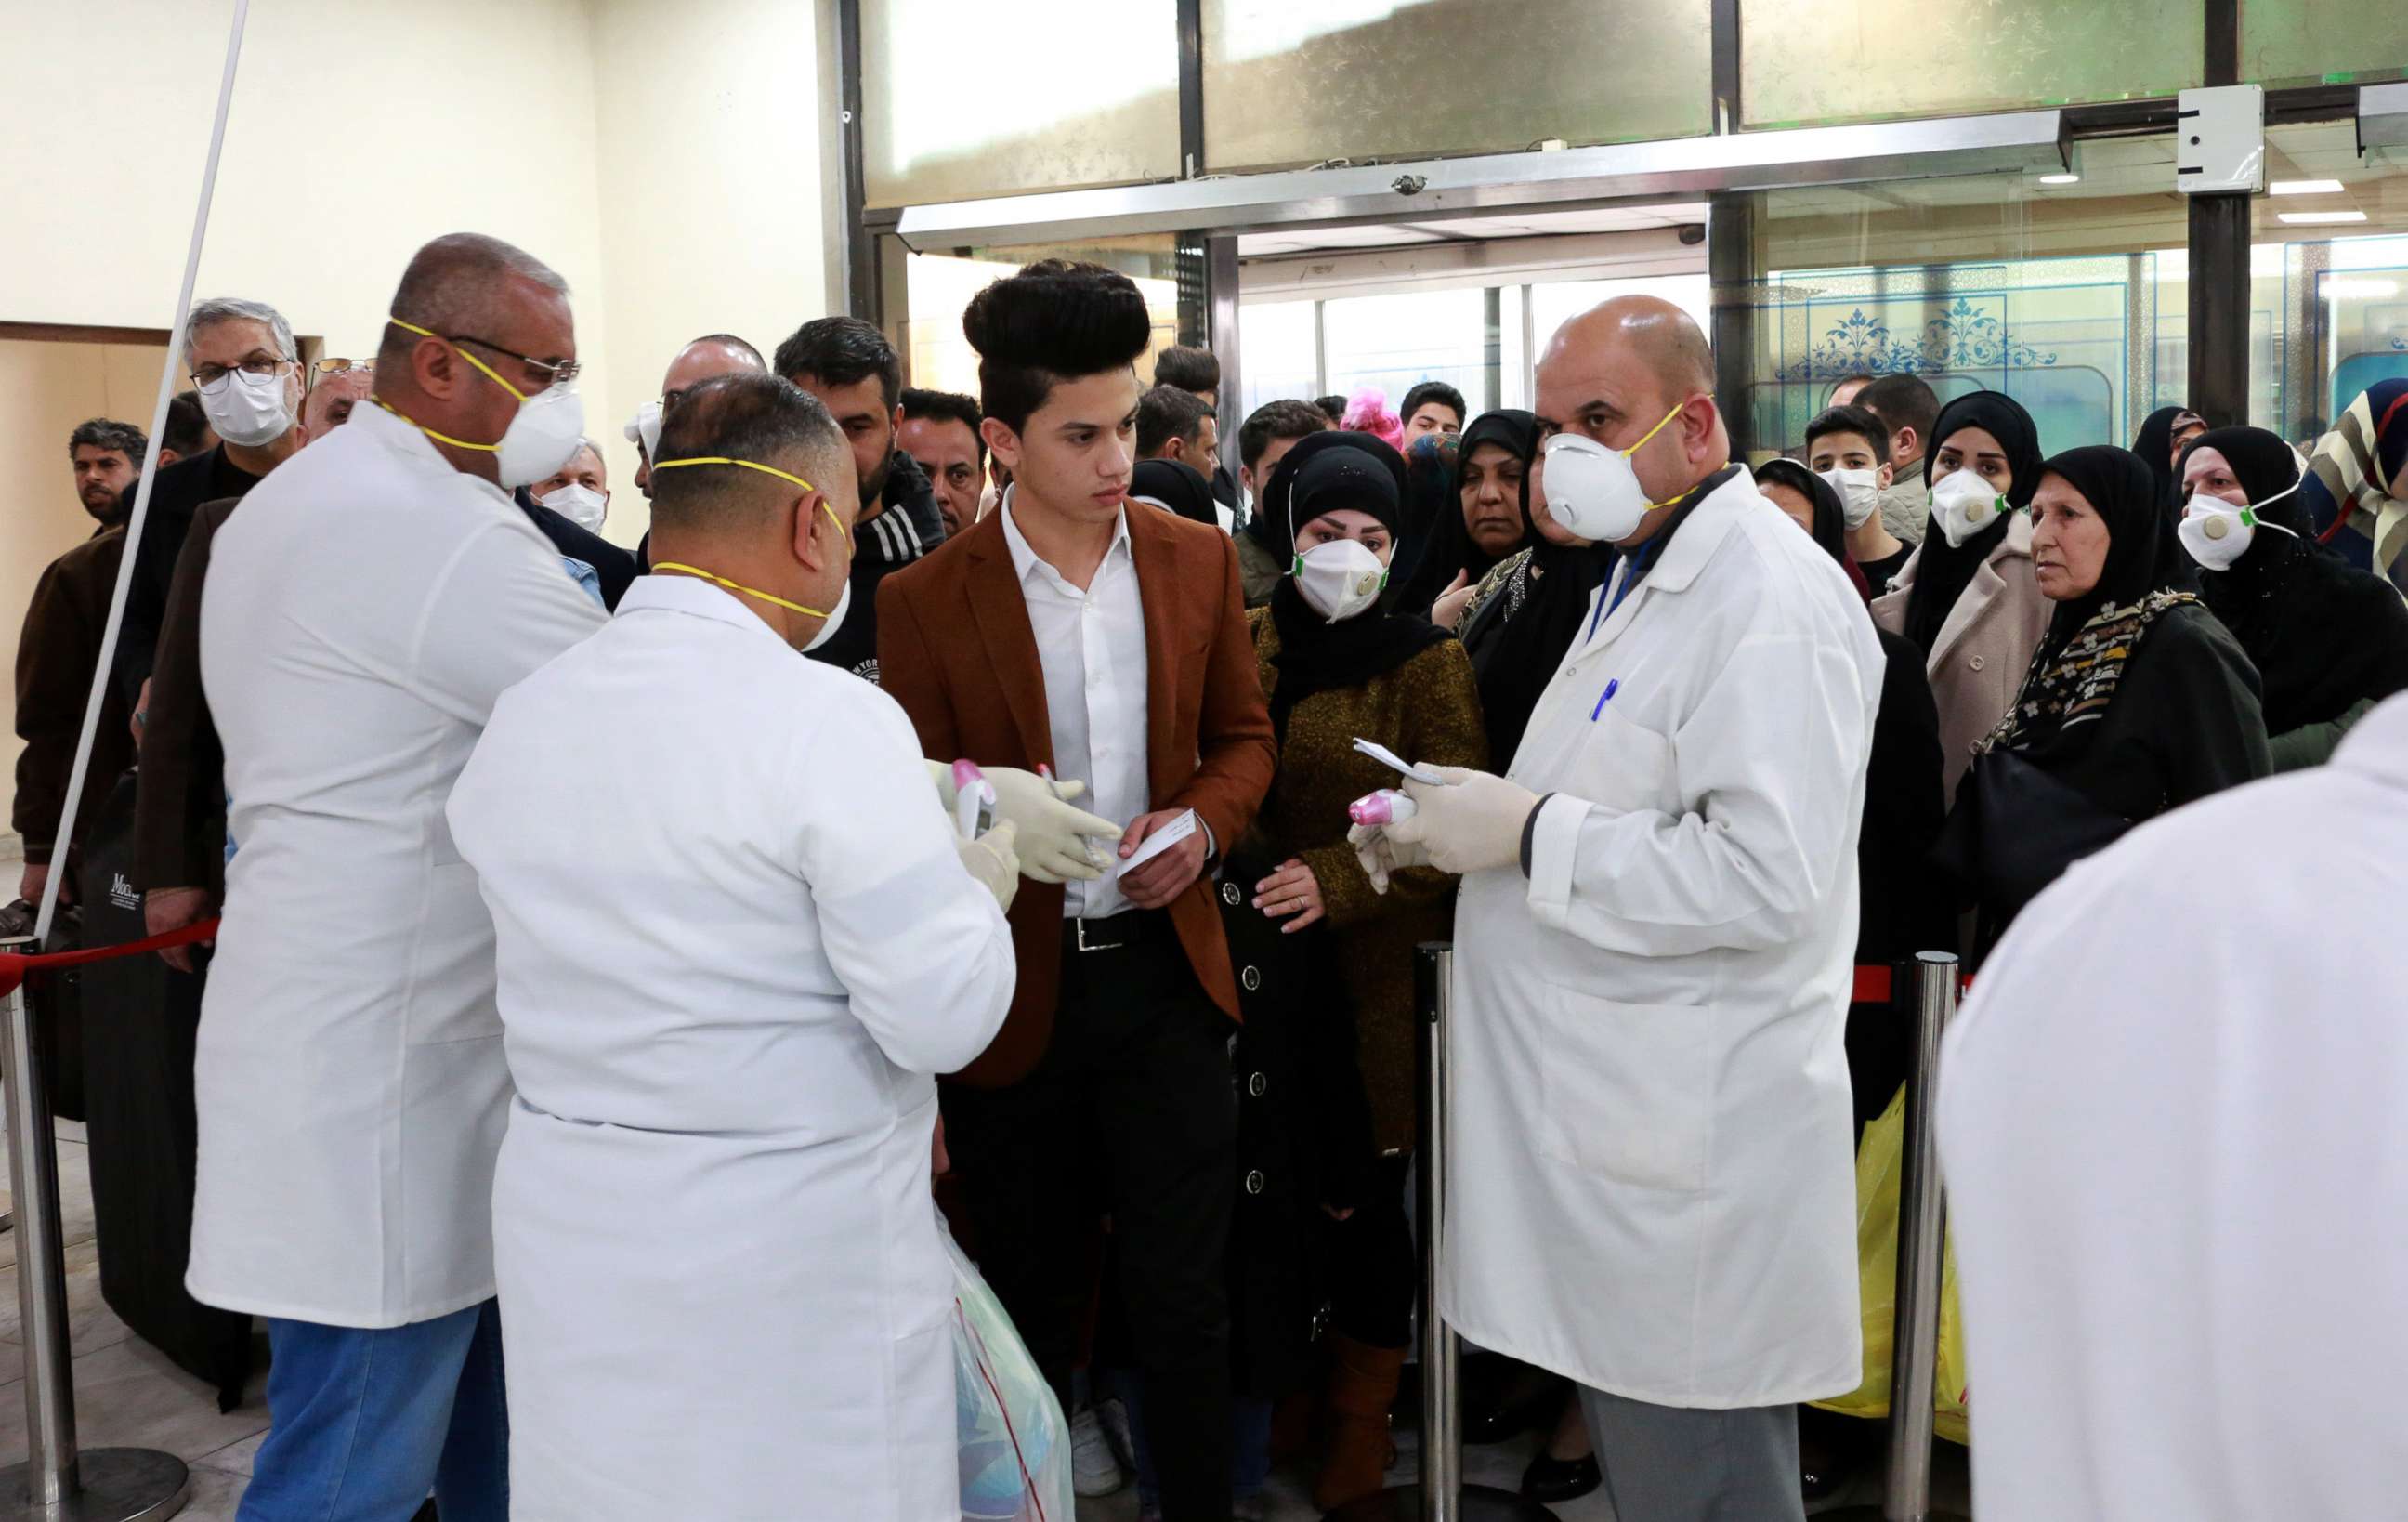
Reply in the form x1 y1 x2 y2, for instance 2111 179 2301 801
452 374 1019 1519
1354 296 1881 1522
190 234 607 1521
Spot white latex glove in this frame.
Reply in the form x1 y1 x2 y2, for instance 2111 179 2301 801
1392 767 1541 876
984 767 1120 885
1347 820 1431 896
956 820 1021 911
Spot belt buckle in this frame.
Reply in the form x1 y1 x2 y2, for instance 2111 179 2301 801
1074 918 1123 953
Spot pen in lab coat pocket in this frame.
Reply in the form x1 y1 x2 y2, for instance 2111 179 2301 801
1590 678 1619 722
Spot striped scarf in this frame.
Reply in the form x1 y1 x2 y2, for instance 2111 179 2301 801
2310 379 2408 570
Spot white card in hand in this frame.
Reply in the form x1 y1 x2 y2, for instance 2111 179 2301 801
1353 737 1446 786
1116 807 1198 878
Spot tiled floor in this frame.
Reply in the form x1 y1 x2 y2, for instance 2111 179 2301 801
0 1121 270 1521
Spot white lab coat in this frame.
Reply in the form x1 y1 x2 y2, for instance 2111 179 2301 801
1939 695 2408 1522
1444 470 1881 1409
189 400 607 1327
446 574 1015 1521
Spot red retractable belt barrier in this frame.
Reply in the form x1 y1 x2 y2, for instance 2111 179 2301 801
0 919 222 998
1853 964 1973 1004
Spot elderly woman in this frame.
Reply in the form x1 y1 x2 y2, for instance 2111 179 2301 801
1871 392 2054 797
2177 426 2408 769
1944 445 2270 955
1243 428 1488 1509
1389 411 1537 623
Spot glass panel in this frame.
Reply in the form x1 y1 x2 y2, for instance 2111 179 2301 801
1236 300 1322 418
1746 139 2192 460
2249 123 2408 444
1741 0 2202 129
1202 0 1710 174
894 237 1181 397
1318 287 1490 420
864 0 1179 207
2240 0 2408 88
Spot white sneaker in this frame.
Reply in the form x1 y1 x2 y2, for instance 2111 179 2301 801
1071 1406 1128 1498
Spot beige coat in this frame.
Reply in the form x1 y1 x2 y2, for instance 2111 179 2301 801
1871 512 2052 798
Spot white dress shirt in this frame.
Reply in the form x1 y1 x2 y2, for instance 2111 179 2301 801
449 574 1014 1518
1001 491 1150 918
189 399 607 1327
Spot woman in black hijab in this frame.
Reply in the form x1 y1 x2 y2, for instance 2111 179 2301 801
1945 444 2271 952
2132 403 2207 508
1239 428 1488 1506
1870 391 2055 803
1130 457 1223 528
1387 410 1537 619
2174 426 2408 769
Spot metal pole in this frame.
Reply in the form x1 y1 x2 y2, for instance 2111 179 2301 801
1326 945 1551 1521
0 945 190 1520
1882 952 1962 1522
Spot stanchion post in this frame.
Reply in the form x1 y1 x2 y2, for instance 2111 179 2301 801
1326 945 1551 1521
1880 951 1964 1522
0 941 190 1520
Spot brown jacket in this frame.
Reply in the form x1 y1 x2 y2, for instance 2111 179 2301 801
879 505 1277 1087
12 526 131 869
1247 610 1487 1151
134 495 239 899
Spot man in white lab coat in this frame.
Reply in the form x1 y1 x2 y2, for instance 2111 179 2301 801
190 233 608 1521
1939 696 2408 1521
449 373 1021 1520
1356 297 1882 1521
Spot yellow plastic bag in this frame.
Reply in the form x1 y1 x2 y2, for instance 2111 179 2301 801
1810 1083 1970 1446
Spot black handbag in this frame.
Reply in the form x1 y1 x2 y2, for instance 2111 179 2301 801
1935 747 2134 946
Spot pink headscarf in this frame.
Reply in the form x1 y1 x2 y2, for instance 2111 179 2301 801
1341 386 1406 453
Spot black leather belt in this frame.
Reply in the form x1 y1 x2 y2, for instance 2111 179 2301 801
1061 909 1175 953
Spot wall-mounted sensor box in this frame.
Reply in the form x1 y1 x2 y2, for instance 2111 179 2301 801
2177 85 2266 195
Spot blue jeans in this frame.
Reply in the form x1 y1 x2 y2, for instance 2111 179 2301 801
238 1299 507 1522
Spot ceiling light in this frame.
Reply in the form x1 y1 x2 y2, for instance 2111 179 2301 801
2270 178 2346 196
2036 172 2081 185
2279 210 2369 225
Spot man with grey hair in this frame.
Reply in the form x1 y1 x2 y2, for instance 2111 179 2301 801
451 372 1018 1515
113 295 306 709
188 232 604 1521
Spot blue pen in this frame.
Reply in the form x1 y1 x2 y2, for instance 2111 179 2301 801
1590 678 1619 721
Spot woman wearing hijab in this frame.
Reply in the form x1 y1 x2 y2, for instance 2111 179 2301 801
1871 391 2054 798
2131 403 2207 507
1387 410 1537 620
1130 456 1227 530
2174 425 2408 769
1243 428 1488 1509
2301 378 2408 582
1945 445 2270 954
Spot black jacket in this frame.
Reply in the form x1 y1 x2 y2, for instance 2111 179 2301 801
809 450 945 685
515 491 641 610
112 447 264 707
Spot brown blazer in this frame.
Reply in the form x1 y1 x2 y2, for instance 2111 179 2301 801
12 526 131 869
879 505 1277 1087
135 494 240 899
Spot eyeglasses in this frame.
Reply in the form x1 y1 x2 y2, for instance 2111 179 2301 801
446 334 582 390
190 355 296 391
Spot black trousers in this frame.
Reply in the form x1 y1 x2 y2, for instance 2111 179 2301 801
945 914 1237 1522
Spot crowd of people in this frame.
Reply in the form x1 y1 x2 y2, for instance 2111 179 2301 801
11 229 2408 1522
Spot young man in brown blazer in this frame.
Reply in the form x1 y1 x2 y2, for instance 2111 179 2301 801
880 261 1275 1522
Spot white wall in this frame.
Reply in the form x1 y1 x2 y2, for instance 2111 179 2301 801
0 0 838 552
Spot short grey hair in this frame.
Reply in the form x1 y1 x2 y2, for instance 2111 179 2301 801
184 296 294 366
378 233 569 371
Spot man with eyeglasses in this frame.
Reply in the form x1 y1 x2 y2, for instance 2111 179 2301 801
186 232 606 1522
111 296 307 713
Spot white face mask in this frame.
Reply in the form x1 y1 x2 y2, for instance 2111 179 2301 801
623 400 663 462
494 382 586 489
538 482 608 533
1541 401 1685 544
200 366 295 448
1822 466 1882 530
2178 482 2299 571
1292 537 1390 622
802 576 852 653
1929 467 2009 548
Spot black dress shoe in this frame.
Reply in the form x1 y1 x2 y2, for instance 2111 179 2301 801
1522 1451 1601 1502
1462 1362 1571 1444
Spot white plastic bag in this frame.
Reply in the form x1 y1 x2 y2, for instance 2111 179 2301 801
949 1227 1075 1521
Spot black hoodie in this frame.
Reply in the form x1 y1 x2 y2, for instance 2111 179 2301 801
807 448 945 685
